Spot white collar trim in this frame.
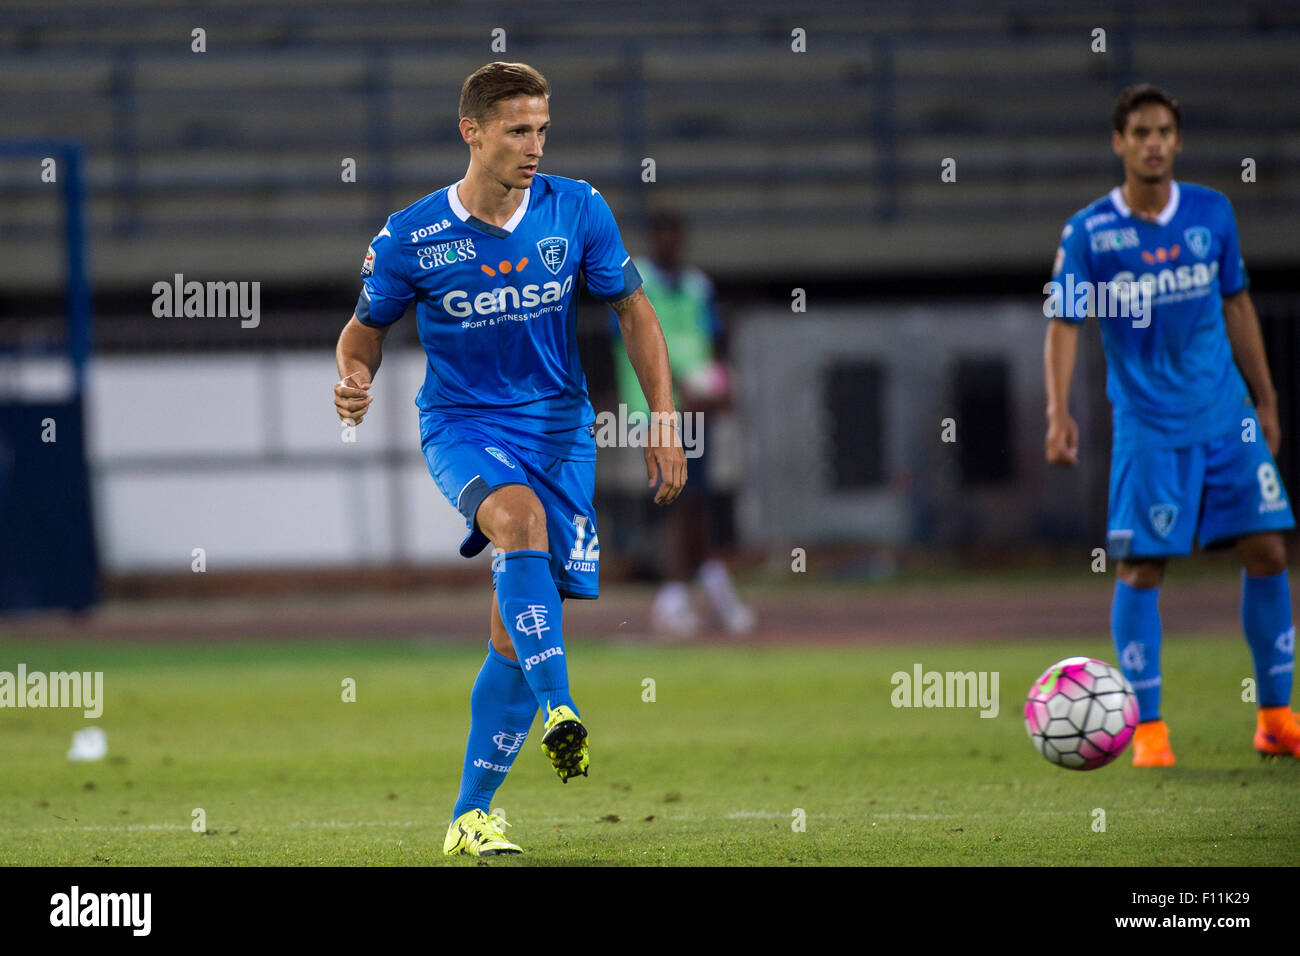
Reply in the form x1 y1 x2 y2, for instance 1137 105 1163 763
449 179 531 234
1109 181 1180 225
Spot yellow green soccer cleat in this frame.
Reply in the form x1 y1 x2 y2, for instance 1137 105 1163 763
442 809 522 857
540 703 589 783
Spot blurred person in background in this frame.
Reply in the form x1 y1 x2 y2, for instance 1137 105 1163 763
610 210 754 638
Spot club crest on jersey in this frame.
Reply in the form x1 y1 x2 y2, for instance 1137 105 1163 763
536 236 569 275
485 446 515 469
361 246 375 277
1149 504 1179 539
1183 226 1212 259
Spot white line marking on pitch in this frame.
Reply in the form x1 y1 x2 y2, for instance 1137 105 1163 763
30 804 1292 835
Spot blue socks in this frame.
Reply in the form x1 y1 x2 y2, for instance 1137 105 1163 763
493 549 577 716
1242 570 1295 708
1111 571 1295 722
450 549 581 819
451 642 538 818
1112 580 1163 722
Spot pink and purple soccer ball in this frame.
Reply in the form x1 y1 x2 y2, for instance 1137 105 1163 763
1025 657 1139 770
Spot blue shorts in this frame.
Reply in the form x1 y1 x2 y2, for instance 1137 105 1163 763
1107 420 1295 560
420 414 600 599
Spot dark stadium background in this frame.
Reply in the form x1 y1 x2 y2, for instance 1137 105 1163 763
2 0 1298 619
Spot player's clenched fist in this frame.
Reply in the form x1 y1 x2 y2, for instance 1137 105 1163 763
1045 413 1079 467
334 371 373 425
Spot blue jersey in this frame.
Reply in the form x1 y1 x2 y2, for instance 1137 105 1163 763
356 173 642 460
1049 181 1251 447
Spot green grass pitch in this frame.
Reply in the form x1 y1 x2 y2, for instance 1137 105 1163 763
1 636 1297 866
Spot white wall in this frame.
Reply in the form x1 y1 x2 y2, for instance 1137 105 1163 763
84 349 481 572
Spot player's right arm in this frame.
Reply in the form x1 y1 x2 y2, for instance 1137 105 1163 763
333 223 415 426
1044 320 1080 467
1043 219 1089 467
334 315 387 424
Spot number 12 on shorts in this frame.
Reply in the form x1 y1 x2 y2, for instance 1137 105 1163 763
570 514 600 562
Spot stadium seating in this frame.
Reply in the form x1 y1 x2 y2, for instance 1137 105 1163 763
3 0 1298 290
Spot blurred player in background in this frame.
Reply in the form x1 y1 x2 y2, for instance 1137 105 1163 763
333 62 685 855
1044 84 1297 765
610 210 754 638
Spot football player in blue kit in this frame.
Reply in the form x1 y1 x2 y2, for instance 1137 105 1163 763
334 62 686 854
1044 84 1297 765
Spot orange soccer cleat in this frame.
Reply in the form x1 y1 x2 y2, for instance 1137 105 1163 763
1131 719 1176 767
1253 706 1300 758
